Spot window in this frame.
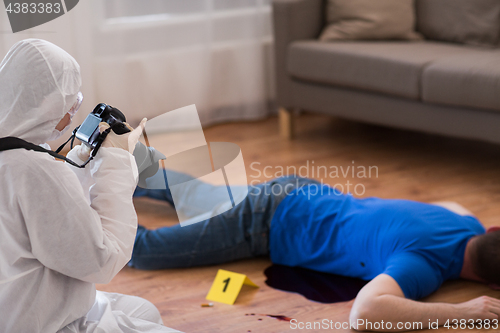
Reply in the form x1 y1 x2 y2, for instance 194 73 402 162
103 0 271 20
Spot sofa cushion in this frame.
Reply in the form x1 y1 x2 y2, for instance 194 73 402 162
416 0 500 48
320 0 422 41
422 51 500 111
287 40 477 99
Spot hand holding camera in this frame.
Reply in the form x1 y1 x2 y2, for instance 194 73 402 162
76 144 92 161
68 103 165 186
99 118 147 154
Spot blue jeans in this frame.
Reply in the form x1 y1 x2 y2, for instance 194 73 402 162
129 175 316 270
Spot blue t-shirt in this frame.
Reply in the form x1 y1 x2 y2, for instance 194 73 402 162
269 184 485 300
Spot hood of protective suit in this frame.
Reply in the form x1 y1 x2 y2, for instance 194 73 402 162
0 39 81 145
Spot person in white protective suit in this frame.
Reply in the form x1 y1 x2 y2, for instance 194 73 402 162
0 39 180 333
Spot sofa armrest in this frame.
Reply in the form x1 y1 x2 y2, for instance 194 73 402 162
273 0 324 108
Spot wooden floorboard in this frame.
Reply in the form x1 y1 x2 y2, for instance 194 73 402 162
97 113 500 332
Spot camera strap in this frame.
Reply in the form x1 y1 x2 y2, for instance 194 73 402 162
0 124 117 168
0 136 88 168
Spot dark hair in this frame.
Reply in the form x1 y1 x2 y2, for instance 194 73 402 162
471 231 500 284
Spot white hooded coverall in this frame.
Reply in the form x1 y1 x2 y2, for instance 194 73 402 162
0 39 180 333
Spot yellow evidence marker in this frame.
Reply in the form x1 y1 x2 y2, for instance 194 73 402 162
206 269 259 305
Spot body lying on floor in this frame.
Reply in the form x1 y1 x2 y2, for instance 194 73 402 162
132 173 500 332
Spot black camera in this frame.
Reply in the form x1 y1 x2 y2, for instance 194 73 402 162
76 103 130 149
75 103 166 187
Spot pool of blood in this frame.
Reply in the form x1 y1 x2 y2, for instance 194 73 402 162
264 264 368 303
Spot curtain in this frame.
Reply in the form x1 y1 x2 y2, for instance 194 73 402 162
0 0 275 146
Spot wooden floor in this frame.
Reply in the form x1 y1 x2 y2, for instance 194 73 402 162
97 113 500 332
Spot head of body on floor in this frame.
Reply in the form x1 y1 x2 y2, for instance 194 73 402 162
468 226 500 290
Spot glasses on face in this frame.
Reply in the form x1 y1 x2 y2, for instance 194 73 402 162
68 92 83 118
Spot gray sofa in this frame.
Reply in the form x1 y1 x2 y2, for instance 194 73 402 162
273 0 500 143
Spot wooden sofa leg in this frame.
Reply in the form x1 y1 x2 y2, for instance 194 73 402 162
279 107 295 139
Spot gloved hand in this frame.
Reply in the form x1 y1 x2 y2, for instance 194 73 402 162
76 144 92 161
98 118 147 154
